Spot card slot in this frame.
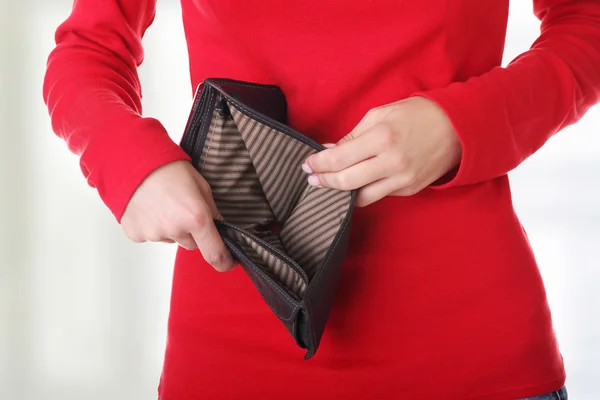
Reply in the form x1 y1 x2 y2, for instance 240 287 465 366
228 105 316 225
227 103 352 281
217 221 310 298
198 100 278 230
195 93 352 289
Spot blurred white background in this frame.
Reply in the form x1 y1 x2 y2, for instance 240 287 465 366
0 0 598 399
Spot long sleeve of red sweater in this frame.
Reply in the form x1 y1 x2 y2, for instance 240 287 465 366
42 0 190 221
418 0 600 188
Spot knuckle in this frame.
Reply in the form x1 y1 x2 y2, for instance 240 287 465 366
197 178 211 193
403 171 418 187
397 177 420 196
126 232 145 243
188 209 211 231
390 154 409 172
365 107 380 120
310 153 323 170
336 173 352 190
206 252 229 271
378 125 397 146
315 173 328 186
328 154 343 170
339 132 355 143
123 225 144 243
145 233 163 243
328 174 342 189
375 159 389 177
164 222 186 239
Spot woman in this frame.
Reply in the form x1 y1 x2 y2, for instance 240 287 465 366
43 0 599 399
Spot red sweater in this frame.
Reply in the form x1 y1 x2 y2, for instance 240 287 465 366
43 1 600 399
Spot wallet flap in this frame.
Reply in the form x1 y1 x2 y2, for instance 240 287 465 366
205 79 288 126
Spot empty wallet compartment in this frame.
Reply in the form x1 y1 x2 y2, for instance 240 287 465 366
180 79 355 358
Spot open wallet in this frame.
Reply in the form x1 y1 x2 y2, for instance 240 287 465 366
179 78 356 359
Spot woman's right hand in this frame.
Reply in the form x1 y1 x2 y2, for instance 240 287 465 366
121 160 235 272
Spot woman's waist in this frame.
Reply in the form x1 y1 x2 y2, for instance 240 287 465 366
347 179 525 255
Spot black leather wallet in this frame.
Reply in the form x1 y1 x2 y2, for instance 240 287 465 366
180 78 356 359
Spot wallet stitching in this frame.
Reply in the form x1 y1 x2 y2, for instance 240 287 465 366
198 91 217 172
291 313 298 346
194 89 218 164
190 87 209 155
181 101 200 151
227 243 299 321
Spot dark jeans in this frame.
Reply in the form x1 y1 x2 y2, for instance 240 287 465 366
520 386 567 400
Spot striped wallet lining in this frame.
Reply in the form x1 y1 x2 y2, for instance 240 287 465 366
196 95 352 297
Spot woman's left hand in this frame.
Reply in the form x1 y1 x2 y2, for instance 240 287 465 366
302 96 463 207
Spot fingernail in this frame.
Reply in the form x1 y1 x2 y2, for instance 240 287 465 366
302 163 313 174
323 143 336 148
308 174 320 186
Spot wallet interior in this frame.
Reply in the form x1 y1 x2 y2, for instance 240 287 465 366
196 94 352 298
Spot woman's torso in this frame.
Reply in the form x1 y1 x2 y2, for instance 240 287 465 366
159 1 565 399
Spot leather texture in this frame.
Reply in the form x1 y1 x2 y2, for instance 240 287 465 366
180 78 356 358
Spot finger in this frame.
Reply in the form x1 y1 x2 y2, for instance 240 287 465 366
356 172 425 207
192 173 223 220
189 211 235 272
171 234 198 251
308 156 388 191
304 128 382 174
354 177 401 207
388 184 425 197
